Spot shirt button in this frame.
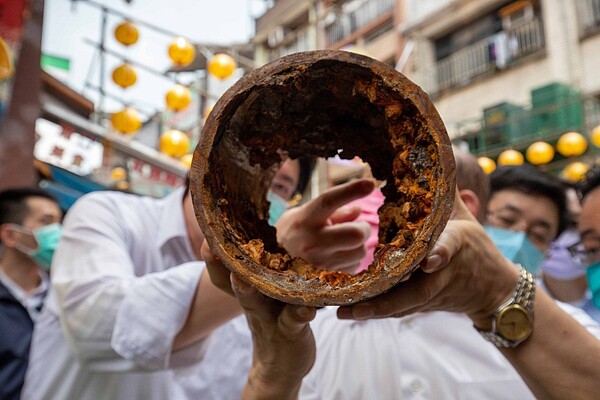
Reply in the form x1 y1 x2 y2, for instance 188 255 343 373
411 379 422 391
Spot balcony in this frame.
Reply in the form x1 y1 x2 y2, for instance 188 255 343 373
454 85 600 157
433 17 545 94
324 0 395 46
577 0 600 37
268 28 312 61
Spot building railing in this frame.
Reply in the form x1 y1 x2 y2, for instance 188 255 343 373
434 17 545 93
268 28 311 61
452 94 600 156
576 0 600 37
325 0 395 46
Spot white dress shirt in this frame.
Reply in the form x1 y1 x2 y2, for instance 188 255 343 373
22 188 209 400
299 303 600 400
0 267 48 320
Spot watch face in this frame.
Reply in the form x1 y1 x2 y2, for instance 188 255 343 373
497 304 532 341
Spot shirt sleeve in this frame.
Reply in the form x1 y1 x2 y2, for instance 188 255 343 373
51 194 206 372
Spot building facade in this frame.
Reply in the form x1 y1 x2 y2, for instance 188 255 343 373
402 0 600 164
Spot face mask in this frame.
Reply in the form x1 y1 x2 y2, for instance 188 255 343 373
540 229 586 280
586 261 600 309
11 223 62 270
484 225 545 276
267 190 288 226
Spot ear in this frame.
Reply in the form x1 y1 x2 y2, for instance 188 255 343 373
0 224 17 248
458 189 482 221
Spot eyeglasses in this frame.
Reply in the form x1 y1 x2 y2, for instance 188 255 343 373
486 208 555 250
567 242 600 266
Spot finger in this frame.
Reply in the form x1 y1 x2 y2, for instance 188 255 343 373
278 305 317 335
318 221 371 252
303 179 375 226
329 206 362 224
323 246 368 273
202 240 234 295
337 269 441 320
231 273 276 319
421 221 463 273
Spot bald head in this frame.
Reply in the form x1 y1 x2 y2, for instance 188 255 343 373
453 147 490 222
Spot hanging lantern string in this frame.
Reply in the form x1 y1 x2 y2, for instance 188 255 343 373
82 38 220 101
75 0 215 60
84 82 157 117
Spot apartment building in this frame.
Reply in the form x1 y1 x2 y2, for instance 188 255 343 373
401 0 600 162
253 0 402 67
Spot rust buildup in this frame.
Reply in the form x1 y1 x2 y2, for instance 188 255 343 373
190 50 456 307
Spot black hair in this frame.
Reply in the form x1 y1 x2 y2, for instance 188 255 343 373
0 187 59 227
580 164 600 199
489 165 569 237
295 156 317 196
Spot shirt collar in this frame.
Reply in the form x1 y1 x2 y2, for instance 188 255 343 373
156 187 189 248
0 266 48 305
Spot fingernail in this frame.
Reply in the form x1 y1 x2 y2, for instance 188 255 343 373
424 254 441 271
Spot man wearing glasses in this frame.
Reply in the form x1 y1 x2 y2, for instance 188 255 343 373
568 165 600 321
485 164 569 276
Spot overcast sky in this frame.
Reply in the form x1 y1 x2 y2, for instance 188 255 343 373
42 0 262 113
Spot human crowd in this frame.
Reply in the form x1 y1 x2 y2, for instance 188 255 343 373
2 147 600 399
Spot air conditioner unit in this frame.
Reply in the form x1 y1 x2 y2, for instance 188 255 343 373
267 26 285 47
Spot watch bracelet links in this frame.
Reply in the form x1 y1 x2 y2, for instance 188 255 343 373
477 265 536 348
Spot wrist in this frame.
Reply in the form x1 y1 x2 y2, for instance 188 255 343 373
469 262 521 330
243 364 302 400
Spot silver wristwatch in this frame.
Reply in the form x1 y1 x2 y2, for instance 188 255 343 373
476 266 536 348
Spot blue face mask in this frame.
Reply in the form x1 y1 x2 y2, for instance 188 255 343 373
12 223 62 270
267 190 288 226
484 225 545 276
586 261 600 309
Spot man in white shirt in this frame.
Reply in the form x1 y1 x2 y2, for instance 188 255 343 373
22 184 241 400
0 187 62 400
209 151 600 399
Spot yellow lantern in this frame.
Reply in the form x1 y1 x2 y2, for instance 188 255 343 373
165 85 192 112
111 108 141 134
0 37 14 79
477 157 496 174
110 167 127 181
115 181 130 191
203 104 213 120
526 141 555 165
497 149 524 166
160 130 190 157
591 125 600 148
563 162 590 182
112 63 137 89
180 153 193 168
168 37 195 67
114 21 139 46
207 53 237 80
556 131 588 157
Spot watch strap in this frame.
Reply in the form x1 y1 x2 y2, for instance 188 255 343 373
476 265 536 348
